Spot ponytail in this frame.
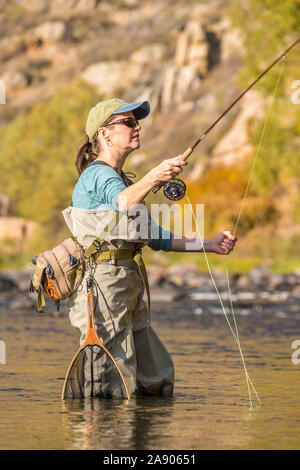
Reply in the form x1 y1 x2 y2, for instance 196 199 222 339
75 134 100 175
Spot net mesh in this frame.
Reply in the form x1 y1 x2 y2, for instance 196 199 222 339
63 344 127 399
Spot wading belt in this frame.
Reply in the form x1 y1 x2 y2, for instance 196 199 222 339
83 211 151 316
81 164 151 314
86 247 151 318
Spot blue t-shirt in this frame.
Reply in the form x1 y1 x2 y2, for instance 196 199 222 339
72 164 173 251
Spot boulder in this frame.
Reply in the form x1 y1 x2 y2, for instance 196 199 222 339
166 262 201 287
81 61 125 95
148 282 186 303
81 60 145 95
0 35 26 61
187 42 208 74
2 271 30 292
146 265 167 286
130 44 167 65
10 295 36 312
212 90 266 165
249 267 270 286
291 285 300 299
72 0 98 11
174 64 199 103
122 0 139 6
2 70 28 89
235 274 252 289
0 217 37 241
0 274 18 293
267 274 285 290
210 18 243 62
161 65 177 111
24 0 49 13
174 31 189 66
30 21 66 43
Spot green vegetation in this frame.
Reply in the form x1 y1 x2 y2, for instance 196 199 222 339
231 0 300 93
0 0 299 273
0 80 101 256
0 248 31 271
0 80 103 267
179 0 300 272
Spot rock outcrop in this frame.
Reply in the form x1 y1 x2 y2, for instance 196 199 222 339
0 217 37 241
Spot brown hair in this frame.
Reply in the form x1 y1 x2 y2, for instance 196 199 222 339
75 134 100 175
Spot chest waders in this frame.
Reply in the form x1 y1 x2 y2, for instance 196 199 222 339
61 165 174 398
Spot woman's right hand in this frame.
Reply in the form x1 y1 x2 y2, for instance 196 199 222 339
148 155 187 185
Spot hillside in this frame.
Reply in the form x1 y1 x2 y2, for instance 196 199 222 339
0 0 299 272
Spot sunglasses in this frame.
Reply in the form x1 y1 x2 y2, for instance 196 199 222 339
104 117 140 128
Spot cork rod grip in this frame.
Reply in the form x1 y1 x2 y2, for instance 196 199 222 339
181 146 194 161
152 146 193 194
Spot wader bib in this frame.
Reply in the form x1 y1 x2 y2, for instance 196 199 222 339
62 204 174 397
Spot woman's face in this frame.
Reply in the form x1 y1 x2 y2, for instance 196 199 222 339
98 111 141 155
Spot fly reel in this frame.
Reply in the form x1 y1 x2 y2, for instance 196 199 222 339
163 178 186 201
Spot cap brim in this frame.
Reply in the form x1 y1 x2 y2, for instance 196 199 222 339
112 101 150 120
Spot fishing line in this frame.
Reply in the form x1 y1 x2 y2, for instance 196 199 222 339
218 60 285 405
225 267 261 407
217 61 285 406
186 61 285 405
178 43 295 406
185 195 260 406
233 60 286 237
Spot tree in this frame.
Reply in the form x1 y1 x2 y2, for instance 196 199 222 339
0 80 101 245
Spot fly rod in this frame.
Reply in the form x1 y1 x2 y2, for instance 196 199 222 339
153 37 300 200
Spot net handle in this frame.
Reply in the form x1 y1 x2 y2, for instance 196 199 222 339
61 292 131 400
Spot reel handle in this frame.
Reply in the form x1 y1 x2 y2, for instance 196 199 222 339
152 146 194 194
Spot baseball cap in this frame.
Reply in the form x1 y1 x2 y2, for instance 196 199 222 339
86 98 150 143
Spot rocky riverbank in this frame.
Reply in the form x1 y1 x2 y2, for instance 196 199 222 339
1 263 300 318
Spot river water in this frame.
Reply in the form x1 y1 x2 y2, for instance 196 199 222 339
1 299 300 450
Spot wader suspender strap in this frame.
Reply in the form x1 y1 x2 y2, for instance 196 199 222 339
36 163 151 314
134 252 150 318
84 211 123 259
86 160 151 317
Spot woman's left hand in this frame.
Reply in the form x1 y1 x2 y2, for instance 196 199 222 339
209 231 237 255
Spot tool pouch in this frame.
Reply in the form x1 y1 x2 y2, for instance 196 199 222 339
30 237 85 312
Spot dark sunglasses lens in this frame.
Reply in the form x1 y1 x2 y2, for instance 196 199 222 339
125 118 138 128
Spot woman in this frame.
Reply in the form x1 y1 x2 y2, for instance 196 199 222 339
62 98 237 398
